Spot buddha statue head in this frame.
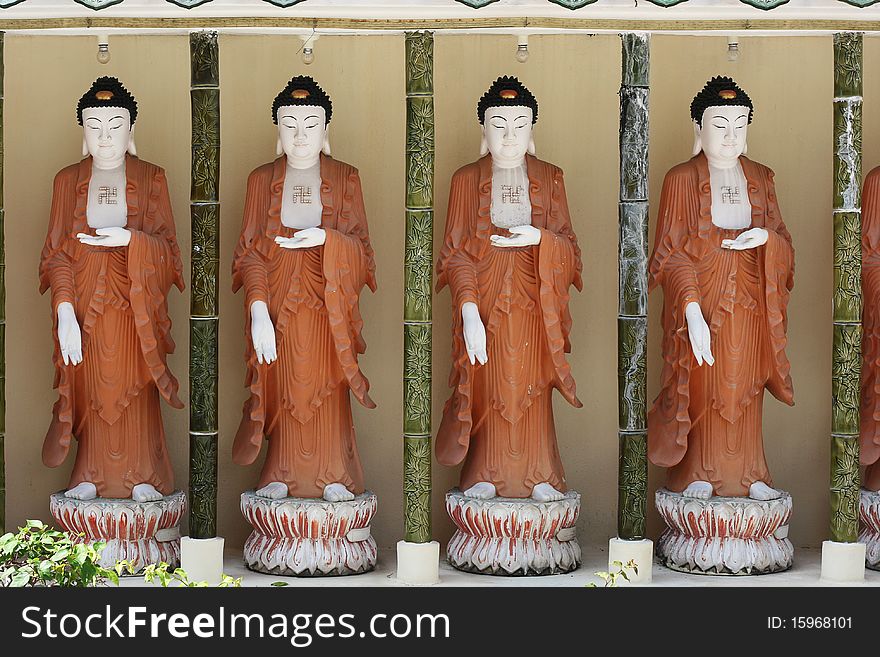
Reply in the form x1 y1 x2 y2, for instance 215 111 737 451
478 76 538 167
77 76 138 169
691 76 754 167
273 75 332 169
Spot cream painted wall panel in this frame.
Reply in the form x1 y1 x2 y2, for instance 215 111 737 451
1 32 862 554
4 35 192 536
648 36 833 548
433 33 622 547
865 38 880 210
218 34 405 551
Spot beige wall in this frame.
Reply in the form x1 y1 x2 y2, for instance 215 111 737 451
5 35 194 537
432 34 622 545
217 35 406 550
646 35 833 545
4 32 875 552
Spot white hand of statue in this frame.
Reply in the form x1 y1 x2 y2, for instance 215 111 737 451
250 300 277 365
461 302 488 366
721 227 768 251
76 226 132 247
489 224 542 248
274 227 327 250
685 301 714 367
57 302 83 366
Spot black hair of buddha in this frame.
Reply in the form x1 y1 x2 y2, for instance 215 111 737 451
477 76 538 125
77 77 138 126
690 76 753 126
272 76 333 125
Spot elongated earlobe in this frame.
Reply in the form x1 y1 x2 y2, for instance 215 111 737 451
82 135 89 158
275 137 283 157
127 127 137 156
742 140 748 155
322 131 331 156
479 127 488 157
528 136 536 156
692 121 702 157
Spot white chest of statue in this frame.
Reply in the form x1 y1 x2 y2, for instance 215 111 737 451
281 162 323 229
490 162 532 229
708 161 752 230
86 164 128 229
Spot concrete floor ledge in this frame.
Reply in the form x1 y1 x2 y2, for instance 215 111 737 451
117 546 880 587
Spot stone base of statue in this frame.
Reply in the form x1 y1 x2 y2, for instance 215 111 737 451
445 488 581 576
49 490 186 574
241 490 377 577
655 488 793 575
859 488 880 571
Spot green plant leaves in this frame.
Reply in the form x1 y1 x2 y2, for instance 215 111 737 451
588 559 639 588
0 520 119 587
140 561 241 587
9 570 29 587
49 548 69 562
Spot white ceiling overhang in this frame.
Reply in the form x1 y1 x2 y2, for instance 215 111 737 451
0 0 877 35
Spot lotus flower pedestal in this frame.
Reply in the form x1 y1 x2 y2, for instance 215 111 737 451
655 488 793 576
240 491 378 577
445 488 581 576
49 490 186 574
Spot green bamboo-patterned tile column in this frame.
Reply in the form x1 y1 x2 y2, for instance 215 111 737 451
617 33 649 541
189 31 220 539
831 32 862 544
0 33 5 534
403 31 434 544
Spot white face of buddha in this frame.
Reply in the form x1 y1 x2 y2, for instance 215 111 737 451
82 106 132 170
482 106 534 168
277 105 328 169
698 105 749 167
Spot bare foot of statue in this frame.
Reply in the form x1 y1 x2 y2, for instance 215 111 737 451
749 481 782 501
681 480 713 499
132 483 163 502
323 483 355 503
531 482 565 502
463 481 496 500
256 481 289 499
65 482 97 500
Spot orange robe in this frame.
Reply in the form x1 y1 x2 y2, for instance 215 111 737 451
40 155 185 498
861 166 880 491
648 153 795 497
436 154 583 498
232 154 376 498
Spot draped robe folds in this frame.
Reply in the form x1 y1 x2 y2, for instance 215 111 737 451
648 153 795 497
232 154 377 498
436 154 583 498
861 166 880 491
39 155 185 498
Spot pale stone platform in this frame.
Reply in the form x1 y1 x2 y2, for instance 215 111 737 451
116 545 880 587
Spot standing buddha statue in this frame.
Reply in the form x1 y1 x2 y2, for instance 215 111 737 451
437 76 583 575
40 76 184 503
650 76 796 575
